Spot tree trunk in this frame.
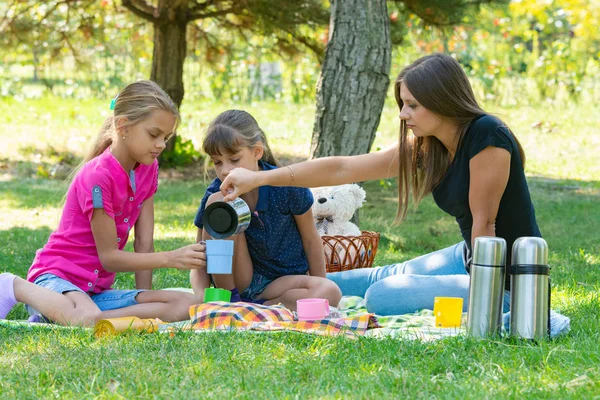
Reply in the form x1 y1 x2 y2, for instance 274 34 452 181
151 11 187 154
310 0 391 159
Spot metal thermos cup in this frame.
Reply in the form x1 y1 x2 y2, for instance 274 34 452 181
203 197 251 239
509 237 550 340
467 236 507 338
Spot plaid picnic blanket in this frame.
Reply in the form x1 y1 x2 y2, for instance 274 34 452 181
172 301 381 338
0 296 453 340
339 296 466 341
0 301 453 341
2 293 567 340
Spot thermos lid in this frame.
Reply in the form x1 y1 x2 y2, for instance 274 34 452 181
203 202 237 239
472 236 506 267
511 236 548 267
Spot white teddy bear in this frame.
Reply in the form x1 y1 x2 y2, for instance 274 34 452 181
310 184 366 236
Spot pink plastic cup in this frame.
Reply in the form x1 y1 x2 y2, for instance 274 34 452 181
296 298 330 321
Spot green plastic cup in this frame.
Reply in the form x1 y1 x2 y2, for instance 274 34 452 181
204 287 232 303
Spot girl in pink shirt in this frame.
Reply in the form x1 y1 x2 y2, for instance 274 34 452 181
0 80 206 326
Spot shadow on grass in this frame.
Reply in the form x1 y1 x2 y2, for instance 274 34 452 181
0 226 53 276
1 169 598 288
0 148 308 182
1 225 198 320
351 176 600 289
0 178 66 209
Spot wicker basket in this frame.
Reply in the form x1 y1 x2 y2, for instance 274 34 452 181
321 230 380 273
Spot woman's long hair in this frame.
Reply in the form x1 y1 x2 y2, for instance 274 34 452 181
394 53 525 222
202 109 279 177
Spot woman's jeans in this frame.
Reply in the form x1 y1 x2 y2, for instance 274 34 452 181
327 242 511 315
327 242 471 315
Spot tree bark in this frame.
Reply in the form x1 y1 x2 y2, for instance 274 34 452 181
150 4 188 155
310 0 391 159
151 17 187 108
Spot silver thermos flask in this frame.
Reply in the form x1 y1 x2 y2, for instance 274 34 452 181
467 237 507 338
203 197 251 239
509 237 550 340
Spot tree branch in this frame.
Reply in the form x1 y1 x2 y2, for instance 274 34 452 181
60 30 81 61
400 0 508 26
121 0 157 22
276 25 324 58
187 6 239 21
190 21 231 57
0 0 30 32
187 0 218 15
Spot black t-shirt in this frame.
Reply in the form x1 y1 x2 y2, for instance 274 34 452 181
432 114 542 269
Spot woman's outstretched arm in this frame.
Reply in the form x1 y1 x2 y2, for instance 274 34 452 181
221 143 400 201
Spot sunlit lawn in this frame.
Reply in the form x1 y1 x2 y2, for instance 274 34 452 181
0 95 599 398
2 93 599 182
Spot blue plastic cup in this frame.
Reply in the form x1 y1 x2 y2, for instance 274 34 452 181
206 240 234 274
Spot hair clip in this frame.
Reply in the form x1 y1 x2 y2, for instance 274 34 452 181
109 94 118 110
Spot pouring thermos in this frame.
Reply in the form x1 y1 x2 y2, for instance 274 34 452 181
203 197 251 239
467 236 507 338
509 237 550 340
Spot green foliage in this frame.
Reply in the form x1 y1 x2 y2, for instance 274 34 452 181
393 0 600 105
18 145 81 180
0 1 153 97
158 135 203 169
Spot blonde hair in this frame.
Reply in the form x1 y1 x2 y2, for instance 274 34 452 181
202 110 279 175
86 80 180 163
393 54 526 222
61 80 179 202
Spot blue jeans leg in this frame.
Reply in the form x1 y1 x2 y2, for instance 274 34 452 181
327 242 469 315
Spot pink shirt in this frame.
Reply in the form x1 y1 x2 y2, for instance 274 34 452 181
27 148 159 293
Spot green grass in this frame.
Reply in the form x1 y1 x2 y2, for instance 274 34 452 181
1 97 599 398
1 94 599 181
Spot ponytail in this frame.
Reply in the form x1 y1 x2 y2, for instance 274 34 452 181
258 131 279 167
86 116 115 162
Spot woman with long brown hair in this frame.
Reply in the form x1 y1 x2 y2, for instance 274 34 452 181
218 54 542 315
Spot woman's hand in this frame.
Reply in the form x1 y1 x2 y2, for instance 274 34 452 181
169 243 207 270
220 168 262 202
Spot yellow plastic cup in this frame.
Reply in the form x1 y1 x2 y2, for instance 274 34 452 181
433 297 464 328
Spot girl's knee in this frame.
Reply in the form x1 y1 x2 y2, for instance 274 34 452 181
54 308 102 327
171 293 200 321
317 278 342 307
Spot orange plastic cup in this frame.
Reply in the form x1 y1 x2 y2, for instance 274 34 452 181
433 297 464 328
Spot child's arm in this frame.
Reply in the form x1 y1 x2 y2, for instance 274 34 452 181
190 228 210 300
132 197 155 289
294 208 326 278
91 209 206 272
200 192 254 291
227 228 254 292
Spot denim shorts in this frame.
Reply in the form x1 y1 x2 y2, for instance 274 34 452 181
239 271 275 300
26 273 144 317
